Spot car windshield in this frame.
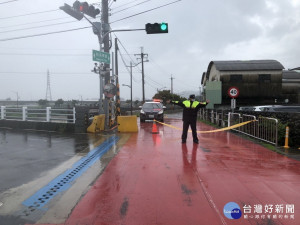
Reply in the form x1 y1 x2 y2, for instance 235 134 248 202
143 103 162 109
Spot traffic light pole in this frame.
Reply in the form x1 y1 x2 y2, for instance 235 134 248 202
81 16 145 121
60 1 151 130
78 14 104 115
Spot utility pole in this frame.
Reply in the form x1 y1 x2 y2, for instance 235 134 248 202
129 61 133 115
115 38 121 117
135 47 148 103
101 0 110 129
125 60 144 115
170 74 174 94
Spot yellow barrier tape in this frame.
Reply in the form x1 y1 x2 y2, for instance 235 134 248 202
154 119 256 133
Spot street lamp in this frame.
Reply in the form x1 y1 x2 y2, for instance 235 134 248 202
122 84 132 115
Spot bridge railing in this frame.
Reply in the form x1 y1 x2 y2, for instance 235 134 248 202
199 109 278 146
228 112 278 146
0 106 75 123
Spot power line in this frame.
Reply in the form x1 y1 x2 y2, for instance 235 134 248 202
108 0 115 8
0 21 78 34
111 0 152 15
111 0 182 24
0 0 181 41
117 48 141 83
0 17 71 29
0 26 91 42
112 0 141 10
116 36 139 66
0 71 93 75
0 47 91 51
0 52 90 56
0 0 19 4
0 9 59 20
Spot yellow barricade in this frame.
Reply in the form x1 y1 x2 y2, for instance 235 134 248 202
118 115 138 132
154 119 256 133
87 114 105 133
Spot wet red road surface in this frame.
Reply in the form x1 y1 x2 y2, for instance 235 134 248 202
29 118 300 225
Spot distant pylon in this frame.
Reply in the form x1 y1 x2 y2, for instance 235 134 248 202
45 69 52 101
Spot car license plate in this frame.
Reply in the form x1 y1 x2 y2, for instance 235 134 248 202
149 115 154 118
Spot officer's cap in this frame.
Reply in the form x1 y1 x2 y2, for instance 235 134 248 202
189 94 195 99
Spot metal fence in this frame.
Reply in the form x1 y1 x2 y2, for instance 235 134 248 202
0 106 76 123
199 109 278 146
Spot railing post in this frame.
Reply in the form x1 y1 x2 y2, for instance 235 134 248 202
275 119 278 147
22 106 27 121
73 107 76 123
1 106 5 120
46 107 51 122
284 126 289 149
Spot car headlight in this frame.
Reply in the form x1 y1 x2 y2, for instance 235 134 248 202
158 110 163 114
140 110 145 114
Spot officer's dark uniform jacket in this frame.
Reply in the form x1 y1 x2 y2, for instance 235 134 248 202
171 100 207 121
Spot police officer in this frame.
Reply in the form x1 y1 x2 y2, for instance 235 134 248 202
169 95 209 144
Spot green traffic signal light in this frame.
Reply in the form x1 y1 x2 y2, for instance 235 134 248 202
160 23 167 31
145 23 168 34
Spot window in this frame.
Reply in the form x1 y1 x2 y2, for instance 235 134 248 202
230 75 243 83
259 74 271 83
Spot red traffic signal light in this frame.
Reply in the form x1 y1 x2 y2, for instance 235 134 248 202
145 23 168 34
73 1 100 18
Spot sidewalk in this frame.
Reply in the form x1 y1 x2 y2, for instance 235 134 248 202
33 118 300 225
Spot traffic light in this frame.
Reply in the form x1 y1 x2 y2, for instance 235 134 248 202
73 1 100 18
59 3 83 21
145 23 168 34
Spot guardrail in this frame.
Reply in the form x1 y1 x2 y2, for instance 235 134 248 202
0 106 75 123
199 109 278 146
228 112 278 146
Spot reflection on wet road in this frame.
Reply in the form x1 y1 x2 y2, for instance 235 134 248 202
0 128 129 225
0 128 101 192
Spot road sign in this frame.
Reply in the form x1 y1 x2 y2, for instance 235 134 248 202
228 87 239 98
231 98 236 109
92 50 110 64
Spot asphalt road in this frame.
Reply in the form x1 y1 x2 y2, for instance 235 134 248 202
0 128 96 192
0 128 129 225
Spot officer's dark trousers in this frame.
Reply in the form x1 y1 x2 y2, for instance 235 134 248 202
181 120 198 142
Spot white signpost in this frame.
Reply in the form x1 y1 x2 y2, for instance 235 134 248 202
228 87 239 111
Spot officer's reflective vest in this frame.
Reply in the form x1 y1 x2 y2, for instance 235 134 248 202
173 100 206 121
173 100 205 108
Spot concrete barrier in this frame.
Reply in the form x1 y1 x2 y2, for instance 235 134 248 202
87 115 105 133
117 115 138 132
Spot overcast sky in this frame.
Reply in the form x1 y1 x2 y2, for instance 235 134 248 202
0 0 300 101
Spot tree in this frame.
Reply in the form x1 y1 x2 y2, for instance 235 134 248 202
38 99 48 106
71 99 78 107
134 100 140 106
152 90 184 104
55 99 64 107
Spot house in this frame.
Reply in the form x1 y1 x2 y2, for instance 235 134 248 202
202 60 286 109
